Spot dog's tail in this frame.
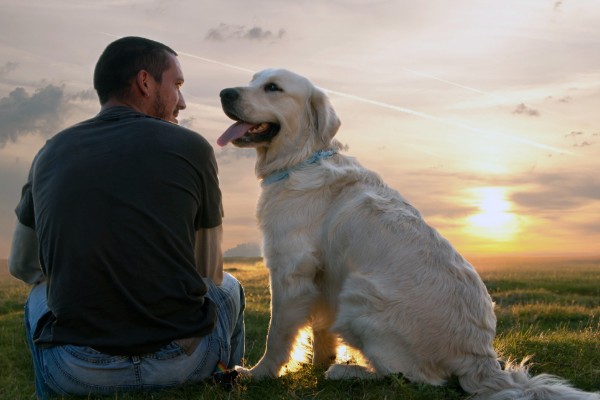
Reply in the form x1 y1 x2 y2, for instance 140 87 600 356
458 357 599 400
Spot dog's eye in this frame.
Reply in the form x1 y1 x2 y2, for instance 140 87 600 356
264 83 282 92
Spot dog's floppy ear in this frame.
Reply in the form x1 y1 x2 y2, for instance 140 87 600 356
310 86 341 144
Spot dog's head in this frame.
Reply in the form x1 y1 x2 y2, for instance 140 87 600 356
218 69 341 176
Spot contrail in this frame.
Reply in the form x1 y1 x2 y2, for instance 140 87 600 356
100 32 255 74
402 68 492 96
177 51 255 74
99 34 576 156
323 89 577 156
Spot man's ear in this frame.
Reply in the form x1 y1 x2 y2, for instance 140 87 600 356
135 70 151 98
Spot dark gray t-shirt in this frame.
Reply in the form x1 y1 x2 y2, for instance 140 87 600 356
16 106 222 355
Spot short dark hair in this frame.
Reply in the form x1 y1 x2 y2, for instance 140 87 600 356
93 36 177 104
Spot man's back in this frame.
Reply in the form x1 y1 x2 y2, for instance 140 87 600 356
24 106 222 355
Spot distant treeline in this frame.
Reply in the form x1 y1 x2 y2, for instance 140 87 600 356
224 256 263 264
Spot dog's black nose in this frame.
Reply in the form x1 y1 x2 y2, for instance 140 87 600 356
220 88 239 102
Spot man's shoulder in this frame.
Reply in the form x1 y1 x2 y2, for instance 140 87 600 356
149 120 213 152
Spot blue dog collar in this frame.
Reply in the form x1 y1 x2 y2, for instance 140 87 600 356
262 149 337 185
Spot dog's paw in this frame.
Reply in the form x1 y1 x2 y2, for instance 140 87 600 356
325 364 376 380
234 365 253 379
234 365 278 380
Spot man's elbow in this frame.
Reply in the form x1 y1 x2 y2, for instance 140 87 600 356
8 222 44 284
8 257 43 284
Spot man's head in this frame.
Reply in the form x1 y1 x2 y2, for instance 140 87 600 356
94 36 186 123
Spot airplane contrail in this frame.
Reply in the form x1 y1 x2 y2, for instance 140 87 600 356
99 32 255 74
323 89 577 156
177 51 255 74
100 33 576 156
402 68 492 96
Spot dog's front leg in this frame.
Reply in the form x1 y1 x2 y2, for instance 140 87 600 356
240 257 320 379
311 297 337 368
312 328 337 368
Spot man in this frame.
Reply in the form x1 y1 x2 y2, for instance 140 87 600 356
8 36 245 399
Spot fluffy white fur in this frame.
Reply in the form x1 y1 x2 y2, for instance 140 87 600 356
218 68 599 400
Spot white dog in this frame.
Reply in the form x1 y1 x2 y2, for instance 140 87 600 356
217 68 598 400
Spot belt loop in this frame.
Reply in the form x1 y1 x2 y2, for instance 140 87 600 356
131 355 141 366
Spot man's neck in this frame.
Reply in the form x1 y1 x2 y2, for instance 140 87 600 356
100 98 145 115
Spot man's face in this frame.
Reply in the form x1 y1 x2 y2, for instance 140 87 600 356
150 54 186 124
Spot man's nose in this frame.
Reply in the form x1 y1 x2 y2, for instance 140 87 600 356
178 92 187 110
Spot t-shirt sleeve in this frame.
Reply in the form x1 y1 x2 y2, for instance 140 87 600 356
195 145 223 230
15 168 36 230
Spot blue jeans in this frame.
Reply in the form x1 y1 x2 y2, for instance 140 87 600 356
25 273 245 399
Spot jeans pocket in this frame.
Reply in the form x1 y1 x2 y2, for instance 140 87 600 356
62 345 128 364
44 345 135 395
150 341 187 360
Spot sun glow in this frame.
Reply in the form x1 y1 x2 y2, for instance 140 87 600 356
464 187 521 241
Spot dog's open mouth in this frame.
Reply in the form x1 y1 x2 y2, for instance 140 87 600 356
217 120 280 147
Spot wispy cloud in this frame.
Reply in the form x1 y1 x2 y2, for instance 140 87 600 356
510 172 600 211
565 131 584 138
215 146 256 164
564 131 596 147
554 1 564 12
179 116 196 129
205 23 285 42
512 103 540 117
573 141 593 147
0 62 18 76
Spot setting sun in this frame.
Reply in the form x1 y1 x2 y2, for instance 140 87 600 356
464 187 521 242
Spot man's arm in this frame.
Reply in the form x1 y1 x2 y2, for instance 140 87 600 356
8 221 44 285
194 225 224 286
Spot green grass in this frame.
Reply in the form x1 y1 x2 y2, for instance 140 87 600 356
1 257 599 399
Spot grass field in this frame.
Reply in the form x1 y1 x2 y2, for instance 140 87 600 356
1 256 599 399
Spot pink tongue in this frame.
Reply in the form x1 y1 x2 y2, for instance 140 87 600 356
217 121 256 147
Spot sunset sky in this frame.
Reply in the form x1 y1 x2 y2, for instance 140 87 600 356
1 0 599 259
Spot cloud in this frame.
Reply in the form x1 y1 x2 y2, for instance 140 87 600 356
0 85 65 147
0 85 96 147
206 23 285 42
512 103 540 117
564 131 584 138
68 89 96 102
179 116 196 129
564 131 596 147
0 62 18 76
510 172 600 212
553 1 563 11
245 26 285 41
575 218 600 236
215 146 256 164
